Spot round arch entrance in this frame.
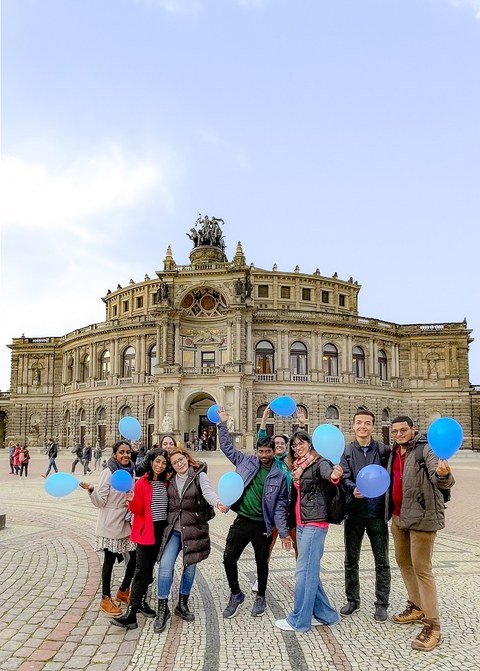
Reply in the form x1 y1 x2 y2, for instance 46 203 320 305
182 392 218 450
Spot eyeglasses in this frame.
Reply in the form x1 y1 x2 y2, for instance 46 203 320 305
293 440 309 449
391 428 411 436
171 457 187 467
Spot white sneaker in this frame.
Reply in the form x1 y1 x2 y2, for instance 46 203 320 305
251 579 258 593
275 618 295 631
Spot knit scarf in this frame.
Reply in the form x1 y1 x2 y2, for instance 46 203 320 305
291 450 319 482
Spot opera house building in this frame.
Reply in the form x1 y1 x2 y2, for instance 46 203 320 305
1 216 479 451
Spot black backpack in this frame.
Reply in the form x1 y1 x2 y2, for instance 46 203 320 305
414 443 451 507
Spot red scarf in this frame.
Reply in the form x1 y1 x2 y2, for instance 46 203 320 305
292 450 319 482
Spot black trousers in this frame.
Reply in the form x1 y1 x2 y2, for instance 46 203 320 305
102 549 137 598
344 515 390 607
130 521 165 608
223 516 271 598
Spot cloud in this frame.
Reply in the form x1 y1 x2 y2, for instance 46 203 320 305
135 0 202 14
449 0 480 18
0 145 163 234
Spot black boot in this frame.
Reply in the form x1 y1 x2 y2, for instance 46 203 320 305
174 593 195 622
111 605 138 630
153 599 170 633
138 595 156 618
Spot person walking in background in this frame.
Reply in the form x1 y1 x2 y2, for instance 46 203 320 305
83 444 93 475
71 443 84 473
43 439 59 478
8 441 16 474
93 444 103 470
112 447 170 630
218 407 291 620
153 446 227 634
13 443 21 475
19 445 30 478
339 410 391 622
275 430 342 633
387 415 454 652
80 440 137 616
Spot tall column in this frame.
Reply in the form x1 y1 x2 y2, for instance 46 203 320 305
174 320 180 364
342 335 348 374
173 386 180 431
156 325 162 365
346 335 352 375
234 386 241 431
316 331 323 371
73 349 79 382
219 385 226 407
113 340 119 376
247 388 253 432
276 331 282 371
157 387 165 433
235 319 241 361
91 343 97 379
283 330 289 369
369 339 375 376
162 322 168 364
246 318 252 362
227 321 233 363
135 336 141 374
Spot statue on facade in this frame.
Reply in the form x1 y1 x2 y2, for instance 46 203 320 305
157 280 169 302
187 214 226 251
227 416 235 433
161 414 173 433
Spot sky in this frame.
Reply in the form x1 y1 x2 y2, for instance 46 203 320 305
1 0 479 391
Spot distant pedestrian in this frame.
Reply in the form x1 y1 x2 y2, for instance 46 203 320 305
83 445 93 475
94 445 103 470
8 441 16 474
19 446 30 478
71 444 84 473
43 439 59 477
13 444 22 475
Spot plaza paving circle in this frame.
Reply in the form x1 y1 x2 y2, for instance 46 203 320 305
0 450 479 671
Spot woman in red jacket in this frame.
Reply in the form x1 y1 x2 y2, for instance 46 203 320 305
112 447 169 630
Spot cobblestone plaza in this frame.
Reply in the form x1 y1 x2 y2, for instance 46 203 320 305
0 449 479 671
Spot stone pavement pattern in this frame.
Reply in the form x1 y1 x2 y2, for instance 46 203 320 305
0 451 479 671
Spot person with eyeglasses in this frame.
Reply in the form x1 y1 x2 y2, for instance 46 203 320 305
80 440 137 616
274 430 343 633
386 415 454 652
153 446 228 633
339 410 391 622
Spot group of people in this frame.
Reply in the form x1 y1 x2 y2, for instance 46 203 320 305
80 408 454 653
8 441 30 477
71 443 104 475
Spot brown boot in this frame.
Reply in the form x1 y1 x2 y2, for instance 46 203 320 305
116 587 130 604
411 619 441 651
392 601 424 624
100 596 122 616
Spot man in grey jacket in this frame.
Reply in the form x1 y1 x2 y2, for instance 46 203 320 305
387 415 454 652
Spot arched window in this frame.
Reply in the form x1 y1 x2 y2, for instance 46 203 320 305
146 405 155 449
290 341 307 376
148 345 157 376
121 406 132 417
256 404 274 437
381 408 391 445
323 343 338 376
99 350 110 380
66 357 74 384
96 407 106 449
325 405 340 427
378 350 388 380
255 340 274 375
122 347 136 378
352 346 365 379
80 354 90 382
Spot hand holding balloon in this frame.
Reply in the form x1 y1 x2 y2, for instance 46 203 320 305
436 459 451 477
207 404 221 423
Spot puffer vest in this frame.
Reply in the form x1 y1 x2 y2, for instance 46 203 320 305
159 463 211 566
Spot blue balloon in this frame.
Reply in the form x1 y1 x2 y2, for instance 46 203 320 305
356 465 390 498
269 396 297 417
45 472 80 497
311 424 345 464
427 417 463 460
218 471 245 507
111 470 134 492
207 404 221 423
118 416 142 441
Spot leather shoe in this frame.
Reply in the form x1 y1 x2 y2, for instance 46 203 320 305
374 605 388 622
340 602 359 617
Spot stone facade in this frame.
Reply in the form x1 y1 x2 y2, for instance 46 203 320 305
1 216 479 450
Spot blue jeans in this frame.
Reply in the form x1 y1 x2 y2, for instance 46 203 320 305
45 457 58 476
287 525 339 632
157 530 197 598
